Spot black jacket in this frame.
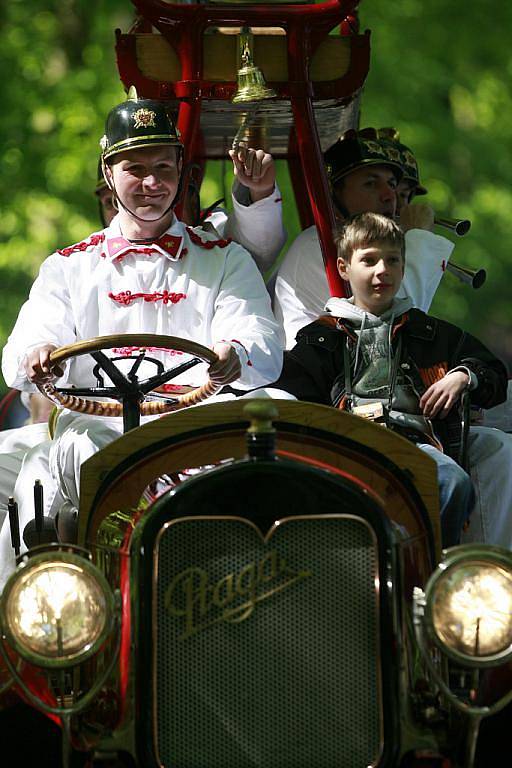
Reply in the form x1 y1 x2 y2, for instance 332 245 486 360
275 309 508 455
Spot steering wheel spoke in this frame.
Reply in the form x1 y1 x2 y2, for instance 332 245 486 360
55 387 121 399
139 356 203 395
90 350 139 394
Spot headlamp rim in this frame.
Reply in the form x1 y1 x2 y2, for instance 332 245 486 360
0 551 116 669
424 544 512 668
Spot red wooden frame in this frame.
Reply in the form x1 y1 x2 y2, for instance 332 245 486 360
117 0 368 296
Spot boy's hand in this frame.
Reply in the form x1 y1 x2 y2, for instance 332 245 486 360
24 344 64 384
399 203 435 232
228 142 276 202
419 371 469 419
209 342 241 386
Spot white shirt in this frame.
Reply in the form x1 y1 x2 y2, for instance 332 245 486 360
2 216 283 393
274 225 455 348
223 182 286 277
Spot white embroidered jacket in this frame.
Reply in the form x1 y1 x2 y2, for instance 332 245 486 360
2 217 283 393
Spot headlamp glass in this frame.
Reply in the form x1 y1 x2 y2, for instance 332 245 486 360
428 554 512 666
2 554 113 667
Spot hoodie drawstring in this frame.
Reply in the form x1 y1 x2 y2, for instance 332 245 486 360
353 312 366 375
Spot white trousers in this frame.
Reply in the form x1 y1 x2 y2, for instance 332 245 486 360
0 408 510 591
0 423 52 526
462 426 512 548
0 389 296 588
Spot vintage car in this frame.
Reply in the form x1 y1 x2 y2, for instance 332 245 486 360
0 333 512 768
1 0 511 765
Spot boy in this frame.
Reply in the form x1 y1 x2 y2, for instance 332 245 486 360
275 213 508 546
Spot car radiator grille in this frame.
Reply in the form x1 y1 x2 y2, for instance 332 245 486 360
152 515 383 768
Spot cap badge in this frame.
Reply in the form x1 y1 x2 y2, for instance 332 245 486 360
133 108 156 130
402 149 417 169
363 139 385 156
385 146 401 162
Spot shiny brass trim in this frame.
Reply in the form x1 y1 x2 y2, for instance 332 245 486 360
151 513 384 766
0 550 116 670
103 134 182 159
97 509 137 549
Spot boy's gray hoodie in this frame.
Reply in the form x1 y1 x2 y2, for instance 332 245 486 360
324 296 414 404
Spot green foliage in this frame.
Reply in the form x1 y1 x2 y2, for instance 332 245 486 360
1 0 511 398
359 0 512 362
0 0 130 365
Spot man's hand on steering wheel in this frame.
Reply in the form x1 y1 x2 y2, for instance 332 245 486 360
24 343 64 384
33 334 227 423
209 342 242 386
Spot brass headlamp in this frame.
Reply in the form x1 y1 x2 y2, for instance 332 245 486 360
0 550 115 669
419 545 512 668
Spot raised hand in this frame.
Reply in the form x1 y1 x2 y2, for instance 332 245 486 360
228 142 276 202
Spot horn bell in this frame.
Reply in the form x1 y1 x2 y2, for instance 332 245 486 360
446 261 487 289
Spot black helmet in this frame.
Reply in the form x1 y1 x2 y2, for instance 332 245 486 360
377 127 428 196
324 128 404 187
100 87 183 162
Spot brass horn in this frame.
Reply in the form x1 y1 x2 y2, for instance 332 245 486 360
446 261 486 289
434 216 471 237
433 217 485 287
232 28 277 104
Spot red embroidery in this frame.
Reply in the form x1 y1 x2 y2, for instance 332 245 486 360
112 346 184 357
58 233 105 257
108 291 187 306
275 197 283 203
229 338 253 367
186 227 232 249
158 383 193 393
105 234 185 262
441 260 446 272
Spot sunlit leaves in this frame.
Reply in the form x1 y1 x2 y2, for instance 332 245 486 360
361 0 512 362
0 1 131 381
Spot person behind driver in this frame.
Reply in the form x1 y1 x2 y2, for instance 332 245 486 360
274 213 508 546
0 89 283 588
273 128 455 349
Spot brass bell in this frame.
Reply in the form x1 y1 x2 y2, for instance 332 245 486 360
232 28 277 104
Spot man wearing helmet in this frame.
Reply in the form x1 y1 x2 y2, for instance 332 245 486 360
96 140 286 273
0 91 283 587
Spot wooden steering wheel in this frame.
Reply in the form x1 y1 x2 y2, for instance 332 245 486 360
37 334 222 431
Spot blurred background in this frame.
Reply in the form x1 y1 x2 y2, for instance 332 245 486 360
1 0 510 396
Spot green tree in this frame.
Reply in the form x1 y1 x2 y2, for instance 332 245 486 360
0 0 130 388
360 0 512 362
